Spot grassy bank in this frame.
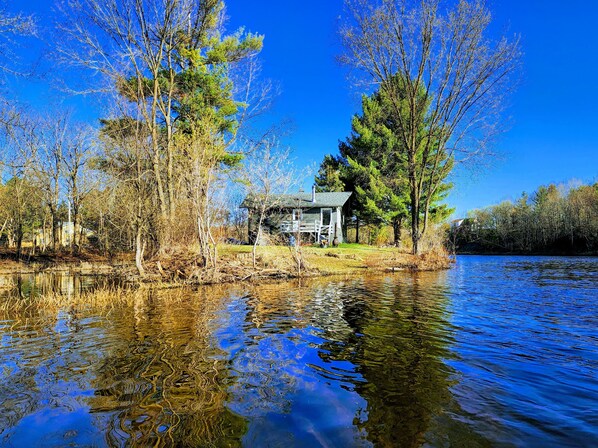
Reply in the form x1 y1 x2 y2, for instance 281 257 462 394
226 243 451 272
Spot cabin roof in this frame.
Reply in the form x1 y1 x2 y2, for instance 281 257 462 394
240 191 352 209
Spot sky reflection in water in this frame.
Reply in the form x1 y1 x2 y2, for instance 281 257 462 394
0 256 597 447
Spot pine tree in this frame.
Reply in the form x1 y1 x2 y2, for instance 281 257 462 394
315 74 453 247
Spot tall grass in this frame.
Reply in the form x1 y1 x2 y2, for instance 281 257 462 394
0 285 144 314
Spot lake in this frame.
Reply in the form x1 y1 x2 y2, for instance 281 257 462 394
0 256 596 447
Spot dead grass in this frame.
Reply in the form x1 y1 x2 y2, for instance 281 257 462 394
140 243 452 284
364 247 454 272
0 284 144 314
215 243 452 278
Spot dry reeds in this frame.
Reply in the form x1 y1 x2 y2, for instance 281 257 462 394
363 247 453 272
0 284 144 314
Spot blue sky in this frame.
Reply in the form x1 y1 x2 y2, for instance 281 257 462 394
6 0 598 217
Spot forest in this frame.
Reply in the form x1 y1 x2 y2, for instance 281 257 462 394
0 0 267 276
451 182 598 255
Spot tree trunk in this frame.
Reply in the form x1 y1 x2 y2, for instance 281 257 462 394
410 207 420 255
252 209 267 269
41 217 47 252
356 216 360 244
149 77 168 249
72 211 80 254
247 211 253 245
135 226 145 277
165 87 175 222
15 225 23 260
0 219 8 242
8 224 14 248
393 217 403 247
410 170 420 255
50 213 57 251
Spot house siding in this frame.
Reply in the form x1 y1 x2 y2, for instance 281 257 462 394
244 192 352 245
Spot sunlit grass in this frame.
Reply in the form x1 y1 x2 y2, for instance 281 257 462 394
0 285 143 314
217 243 450 275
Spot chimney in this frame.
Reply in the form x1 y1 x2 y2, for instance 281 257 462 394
311 184 316 203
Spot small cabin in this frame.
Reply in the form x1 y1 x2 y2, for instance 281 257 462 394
241 188 352 245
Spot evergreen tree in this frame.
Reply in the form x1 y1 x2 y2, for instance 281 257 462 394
348 157 408 245
316 74 453 246
68 0 263 270
314 154 345 193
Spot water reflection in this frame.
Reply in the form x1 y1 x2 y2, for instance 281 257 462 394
325 275 457 447
1 258 597 447
208 274 494 447
1 271 116 300
216 283 369 446
1 286 250 447
87 288 250 447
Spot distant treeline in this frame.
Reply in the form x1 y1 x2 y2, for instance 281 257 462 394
452 183 598 255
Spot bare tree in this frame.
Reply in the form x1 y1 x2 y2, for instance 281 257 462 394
340 0 520 254
232 56 279 136
0 175 41 258
56 0 202 236
0 4 35 76
0 123 44 258
62 123 98 253
0 5 36 137
23 114 65 251
240 139 301 268
57 0 263 251
97 102 155 276
178 119 224 271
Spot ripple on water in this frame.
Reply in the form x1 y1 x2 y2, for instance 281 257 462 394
0 257 597 447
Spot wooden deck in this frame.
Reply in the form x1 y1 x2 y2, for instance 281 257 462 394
280 220 333 241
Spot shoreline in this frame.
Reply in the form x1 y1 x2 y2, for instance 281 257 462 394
137 244 454 286
454 251 598 257
0 245 453 285
0 252 131 276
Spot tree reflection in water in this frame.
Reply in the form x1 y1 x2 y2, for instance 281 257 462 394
220 274 494 447
87 287 249 447
1 272 498 447
2 271 115 300
213 283 369 446
318 273 491 447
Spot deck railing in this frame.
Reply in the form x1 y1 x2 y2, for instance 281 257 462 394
280 221 334 240
280 220 318 233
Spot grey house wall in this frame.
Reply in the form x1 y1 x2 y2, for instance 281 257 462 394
301 208 320 224
247 205 346 244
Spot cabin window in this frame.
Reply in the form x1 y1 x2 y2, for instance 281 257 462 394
292 209 302 222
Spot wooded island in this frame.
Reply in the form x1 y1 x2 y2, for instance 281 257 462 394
1 0 592 284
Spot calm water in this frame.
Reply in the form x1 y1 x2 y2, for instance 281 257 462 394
0 256 596 447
